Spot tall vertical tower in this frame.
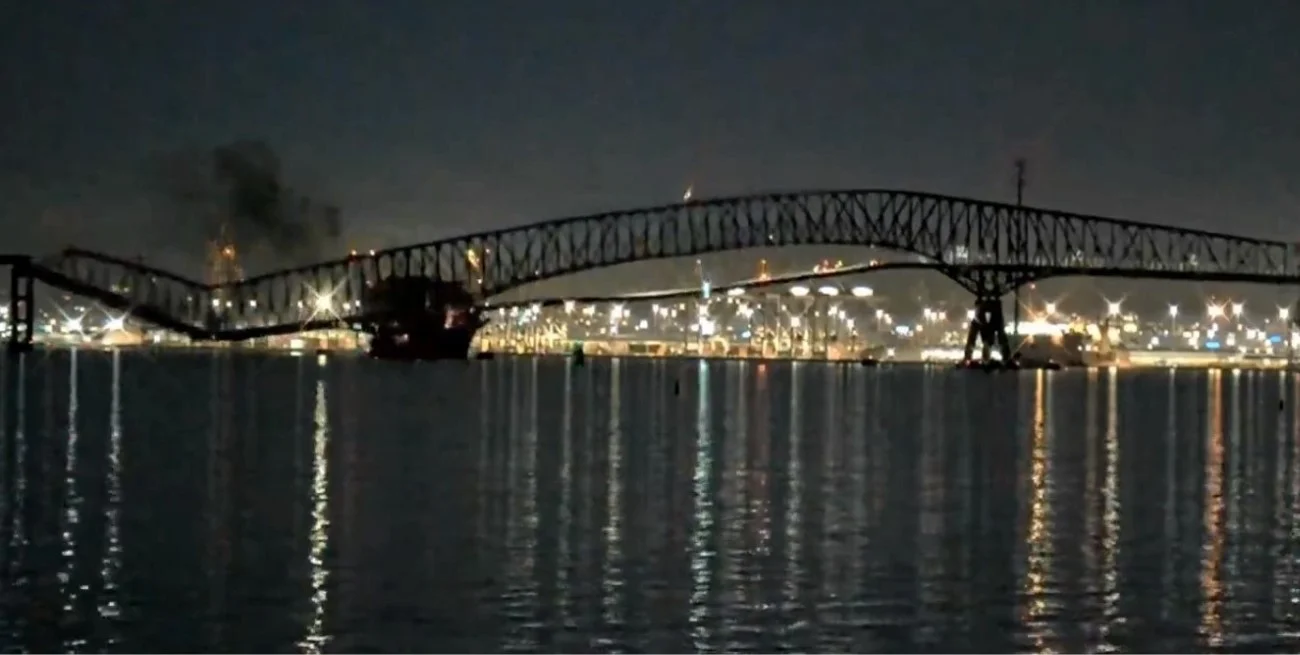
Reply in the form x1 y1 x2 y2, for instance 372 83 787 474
206 220 244 288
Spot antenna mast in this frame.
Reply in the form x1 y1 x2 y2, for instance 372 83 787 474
1011 158 1027 352
1014 158 1027 207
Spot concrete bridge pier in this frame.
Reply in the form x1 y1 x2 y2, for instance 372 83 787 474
962 296 1013 364
5 256 34 355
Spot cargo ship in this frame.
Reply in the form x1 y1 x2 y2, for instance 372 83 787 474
361 277 486 361
1015 331 1126 368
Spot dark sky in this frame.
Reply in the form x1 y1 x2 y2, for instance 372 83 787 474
3 1 1300 279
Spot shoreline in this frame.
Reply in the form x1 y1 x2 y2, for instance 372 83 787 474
20 343 1299 371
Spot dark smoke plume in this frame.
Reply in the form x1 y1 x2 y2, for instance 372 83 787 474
149 140 343 273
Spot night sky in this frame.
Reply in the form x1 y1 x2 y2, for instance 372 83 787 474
4 1 1300 295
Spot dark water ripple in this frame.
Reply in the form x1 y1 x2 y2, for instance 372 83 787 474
1 351 1300 652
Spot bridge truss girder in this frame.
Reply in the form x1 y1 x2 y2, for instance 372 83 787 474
23 188 1300 345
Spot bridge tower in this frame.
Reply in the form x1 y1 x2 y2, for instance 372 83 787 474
958 267 1034 366
963 296 1014 363
955 159 1035 367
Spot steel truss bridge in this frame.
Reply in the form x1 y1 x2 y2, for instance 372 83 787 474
4 188 1299 361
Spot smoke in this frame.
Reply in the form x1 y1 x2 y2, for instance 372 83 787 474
149 140 343 272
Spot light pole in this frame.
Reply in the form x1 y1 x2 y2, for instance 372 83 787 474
818 286 839 358
1168 304 1178 340
1280 306 1293 364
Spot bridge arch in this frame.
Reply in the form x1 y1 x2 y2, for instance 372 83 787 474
227 188 1287 300
27 188 1297 357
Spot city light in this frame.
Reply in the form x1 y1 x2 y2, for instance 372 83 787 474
38 241 1300 361
304 281 347 323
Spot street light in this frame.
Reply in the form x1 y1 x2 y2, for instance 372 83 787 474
790 286 810 297
1106 300 1122 317
850 286 873 298
1044 301 1057 316
1283 307 1296 354
1231 301 1245 318
1207 303 1224 320
1168 304 1178 336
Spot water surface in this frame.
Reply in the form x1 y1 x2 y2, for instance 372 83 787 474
2 351 1299 652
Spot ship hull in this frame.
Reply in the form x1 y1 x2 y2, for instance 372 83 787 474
367 326 477 361
359 276 484 362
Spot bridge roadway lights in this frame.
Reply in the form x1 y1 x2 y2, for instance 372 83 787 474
962 296 1013 365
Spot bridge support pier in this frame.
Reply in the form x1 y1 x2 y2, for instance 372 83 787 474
962 296 1014 364
6 257 34 356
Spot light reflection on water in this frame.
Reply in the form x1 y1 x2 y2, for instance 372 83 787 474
2 353 1300 652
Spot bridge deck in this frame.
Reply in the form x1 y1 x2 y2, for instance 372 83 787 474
0 188 1296 344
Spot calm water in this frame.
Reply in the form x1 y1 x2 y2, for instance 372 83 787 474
1 352 1300 652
